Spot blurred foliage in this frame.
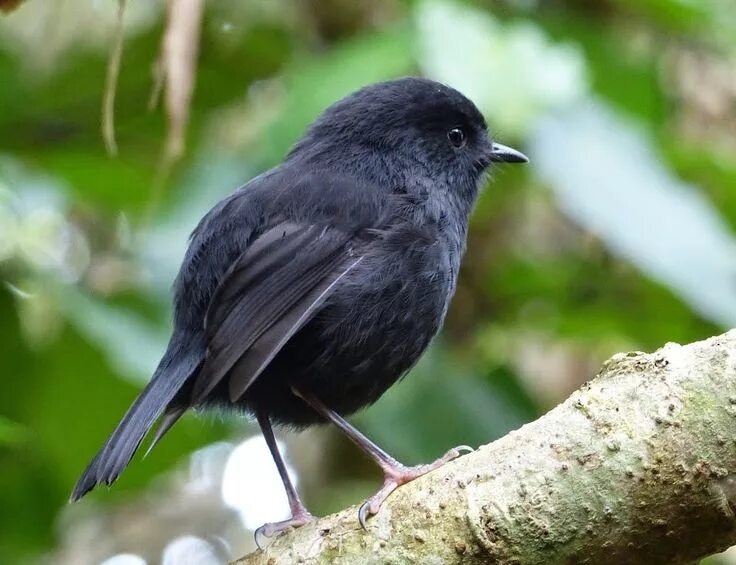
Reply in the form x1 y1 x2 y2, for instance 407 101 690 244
1 0 735 563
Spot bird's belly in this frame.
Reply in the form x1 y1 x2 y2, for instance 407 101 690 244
243 271 451 427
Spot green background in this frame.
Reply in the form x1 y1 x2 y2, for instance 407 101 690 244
1 0 735 563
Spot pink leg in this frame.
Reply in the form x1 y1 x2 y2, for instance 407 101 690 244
254 411 315 548
292 388 472 528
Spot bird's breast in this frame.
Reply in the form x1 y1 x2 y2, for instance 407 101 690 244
311 233 453 383
244 227 458 425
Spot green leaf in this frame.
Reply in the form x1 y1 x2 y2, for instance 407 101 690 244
0 416 26 446
530 100 736 329
59 287 168 385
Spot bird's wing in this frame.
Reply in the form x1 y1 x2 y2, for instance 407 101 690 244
190 221 363 404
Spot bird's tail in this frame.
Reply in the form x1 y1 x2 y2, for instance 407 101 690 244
70 335 202 501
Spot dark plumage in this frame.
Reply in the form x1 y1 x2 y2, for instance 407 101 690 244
71 77 527 537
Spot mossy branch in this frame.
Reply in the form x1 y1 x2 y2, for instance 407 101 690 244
235 331 736 564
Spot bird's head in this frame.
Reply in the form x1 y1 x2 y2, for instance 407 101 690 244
289 77 527 188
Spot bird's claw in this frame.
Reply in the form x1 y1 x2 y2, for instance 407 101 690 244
357 445 473 528
451 445 474 456
357 479 398 530
254 510 315 550
254 526 269 551
358 500 371 530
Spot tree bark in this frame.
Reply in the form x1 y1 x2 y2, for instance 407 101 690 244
235 331 736 564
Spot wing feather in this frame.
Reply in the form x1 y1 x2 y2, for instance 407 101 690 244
190 223 360 404
227 255 363 401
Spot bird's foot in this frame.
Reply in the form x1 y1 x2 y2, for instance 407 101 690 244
358 445 473 528
254 508 315 549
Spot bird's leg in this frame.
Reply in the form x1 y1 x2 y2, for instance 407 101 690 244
292 387 472 528
254 411 314 548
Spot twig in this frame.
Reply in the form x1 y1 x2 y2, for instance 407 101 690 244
101 0 127 157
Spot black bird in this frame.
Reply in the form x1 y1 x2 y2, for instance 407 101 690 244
71 77 527 540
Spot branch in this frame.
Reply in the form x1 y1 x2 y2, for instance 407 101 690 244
236 331 736 564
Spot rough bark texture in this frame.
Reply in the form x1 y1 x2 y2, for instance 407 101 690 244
235 331 736 564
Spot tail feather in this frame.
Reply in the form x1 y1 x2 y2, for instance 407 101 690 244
70 337 202 501
144 406 187 458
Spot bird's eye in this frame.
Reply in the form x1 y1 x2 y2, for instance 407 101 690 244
447 127 466 148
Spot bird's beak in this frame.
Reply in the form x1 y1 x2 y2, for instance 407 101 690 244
490 142 529 164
